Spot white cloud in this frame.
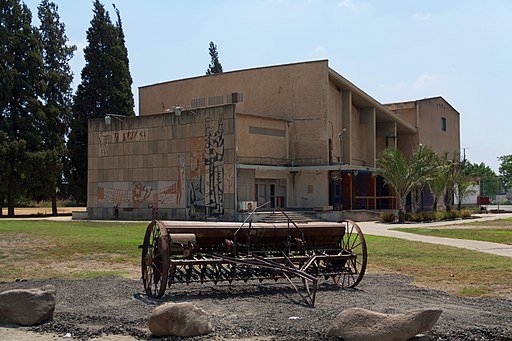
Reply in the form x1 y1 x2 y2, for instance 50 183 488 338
412 72 439 89
337 0 369 13
377 72 441 101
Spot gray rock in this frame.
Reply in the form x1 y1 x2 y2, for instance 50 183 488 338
148 302 213 337
0 285 56 326
327 307 442 341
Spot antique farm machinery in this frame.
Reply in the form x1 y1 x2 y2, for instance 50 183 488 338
140 213 367 306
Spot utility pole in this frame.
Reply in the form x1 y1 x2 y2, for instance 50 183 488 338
461 147 468 161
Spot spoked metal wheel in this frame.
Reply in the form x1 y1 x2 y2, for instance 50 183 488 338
141 221 169 298
333 220 367 288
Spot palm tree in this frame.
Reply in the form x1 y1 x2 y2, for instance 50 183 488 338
428 159 449 211
375 145 440 222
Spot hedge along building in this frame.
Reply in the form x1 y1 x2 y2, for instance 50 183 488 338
87 60 460 220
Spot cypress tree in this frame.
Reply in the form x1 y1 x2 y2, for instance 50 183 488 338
206 41 223 75
68 0 134 203
0 0 43 216
36 0 76 214
112 4 134 117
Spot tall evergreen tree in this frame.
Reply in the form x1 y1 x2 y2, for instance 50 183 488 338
206 41 223 75
0 0 43 216
36 0 76 214
112 4 134 116
68 0 134 203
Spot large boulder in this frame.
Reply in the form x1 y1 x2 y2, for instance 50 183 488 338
327 307 442 341
0 285 56 326
148 302 213 337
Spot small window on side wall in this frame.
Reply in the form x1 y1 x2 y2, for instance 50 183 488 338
441 117 447 131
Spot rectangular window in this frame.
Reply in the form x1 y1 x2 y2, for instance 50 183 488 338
441 117 447 131
226 92 244 104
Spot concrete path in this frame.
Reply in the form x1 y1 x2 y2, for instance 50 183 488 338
358 213 512 258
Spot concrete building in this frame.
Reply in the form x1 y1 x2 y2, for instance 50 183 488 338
87 60 460 220
384 97 460 161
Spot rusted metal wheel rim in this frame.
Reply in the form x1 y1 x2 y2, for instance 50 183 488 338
335 220 367 288
141 221 169 298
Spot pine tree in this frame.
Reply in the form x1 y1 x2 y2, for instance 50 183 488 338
206 41 223 75
36 0 76 214
0 0 43 216
68 0 134 203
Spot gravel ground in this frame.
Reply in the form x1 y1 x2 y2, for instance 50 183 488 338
1 275 512 340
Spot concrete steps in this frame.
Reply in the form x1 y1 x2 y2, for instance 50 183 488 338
259 211 325 223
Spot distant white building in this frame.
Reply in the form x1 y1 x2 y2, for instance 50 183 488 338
455 180 480 207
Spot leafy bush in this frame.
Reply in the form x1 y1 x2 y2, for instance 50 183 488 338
434 211 445 221
450 209 461 219
421 211 436 222
380 212 396 223
406 212 422 222
459 209 473 219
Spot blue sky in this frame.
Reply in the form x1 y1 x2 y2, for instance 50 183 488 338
23 0 511 172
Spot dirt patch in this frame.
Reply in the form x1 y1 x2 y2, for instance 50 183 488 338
1 207 85 217
1 275 511 340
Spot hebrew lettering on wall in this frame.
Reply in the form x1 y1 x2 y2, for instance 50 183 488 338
204 113 224 216
98 129 148 157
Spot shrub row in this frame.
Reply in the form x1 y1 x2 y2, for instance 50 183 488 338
380 209 473 223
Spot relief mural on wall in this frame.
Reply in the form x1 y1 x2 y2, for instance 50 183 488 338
186 138 205 218
204 114 225 216
186 114 226 219
98 181 178 208
96 112 228 220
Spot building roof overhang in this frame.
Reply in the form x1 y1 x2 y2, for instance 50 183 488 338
328 69 417 135
237 163 376 173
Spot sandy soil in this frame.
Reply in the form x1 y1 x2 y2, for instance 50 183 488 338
1 207 86 217
1 275 511 340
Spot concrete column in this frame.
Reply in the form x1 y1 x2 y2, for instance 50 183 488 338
376 121 397 156
361 107 376 167
341 90 352 165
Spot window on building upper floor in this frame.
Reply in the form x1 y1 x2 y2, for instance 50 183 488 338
441 117 447 131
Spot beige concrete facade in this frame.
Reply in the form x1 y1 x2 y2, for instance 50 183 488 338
385 97 461 160
88 105 236 220
87 60 461 220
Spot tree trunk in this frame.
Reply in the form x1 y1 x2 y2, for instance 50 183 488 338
398 196 406 223
444 186 453 212
0 192 3 217
51 190 58 215
7 185 15 217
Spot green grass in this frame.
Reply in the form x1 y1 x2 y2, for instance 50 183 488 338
365 235 512 297
1 220 511 298
391 223 512 245
0 220 146 281
461 217 512 226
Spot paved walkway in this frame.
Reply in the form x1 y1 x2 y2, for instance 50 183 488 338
358 213 512 258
